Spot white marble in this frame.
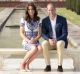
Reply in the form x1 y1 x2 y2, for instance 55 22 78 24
0 58 80 74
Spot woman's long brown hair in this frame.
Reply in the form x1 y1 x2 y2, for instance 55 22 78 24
25 2 40 22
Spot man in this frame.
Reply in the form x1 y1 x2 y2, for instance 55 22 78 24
42 3 68 72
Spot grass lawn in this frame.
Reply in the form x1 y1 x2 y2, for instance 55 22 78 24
57 8 80 26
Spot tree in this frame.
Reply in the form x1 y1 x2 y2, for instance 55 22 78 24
76 0 80 15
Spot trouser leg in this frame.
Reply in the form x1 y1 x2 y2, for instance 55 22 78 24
57 40 65 66
42 40 51 65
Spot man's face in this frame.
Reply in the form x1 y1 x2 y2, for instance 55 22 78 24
47 4 56 18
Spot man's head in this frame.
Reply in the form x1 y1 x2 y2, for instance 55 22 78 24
47 3 56 19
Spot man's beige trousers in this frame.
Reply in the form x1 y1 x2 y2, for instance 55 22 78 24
42 40 65 65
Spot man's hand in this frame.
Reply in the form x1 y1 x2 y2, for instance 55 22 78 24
48 39 56 46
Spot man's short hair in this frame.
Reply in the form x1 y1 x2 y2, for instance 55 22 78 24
47 3 55 8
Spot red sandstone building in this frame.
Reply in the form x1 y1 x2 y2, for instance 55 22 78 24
0 0 66 8
0 0 65 1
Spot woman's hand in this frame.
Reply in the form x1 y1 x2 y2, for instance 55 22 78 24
29 38 36 44
24 38 29 42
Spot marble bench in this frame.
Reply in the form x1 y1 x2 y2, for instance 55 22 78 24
0 48 80 71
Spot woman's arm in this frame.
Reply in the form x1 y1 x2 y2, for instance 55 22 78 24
20 26 29 41
30 26 41 44
34 27 41 41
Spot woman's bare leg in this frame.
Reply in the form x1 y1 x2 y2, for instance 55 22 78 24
20 46 37 70
25 45 42 69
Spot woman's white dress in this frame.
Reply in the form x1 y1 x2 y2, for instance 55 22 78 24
20 18 41 50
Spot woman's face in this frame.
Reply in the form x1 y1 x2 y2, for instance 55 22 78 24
28 6 35 18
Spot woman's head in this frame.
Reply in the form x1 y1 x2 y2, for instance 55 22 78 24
25 2 40 22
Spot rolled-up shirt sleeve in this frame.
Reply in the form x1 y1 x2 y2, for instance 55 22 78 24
20 18 25 27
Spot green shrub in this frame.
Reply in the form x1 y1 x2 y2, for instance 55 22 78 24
66 0 80 15
76 0 80 15
70 0 76 11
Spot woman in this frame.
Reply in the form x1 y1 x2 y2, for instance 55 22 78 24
20 3 42 71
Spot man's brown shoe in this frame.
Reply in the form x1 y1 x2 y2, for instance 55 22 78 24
57 65 63 72
44 65 51 72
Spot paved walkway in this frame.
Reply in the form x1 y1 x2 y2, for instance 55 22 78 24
68 21 80 48
0 8 14 31
0 58 74 74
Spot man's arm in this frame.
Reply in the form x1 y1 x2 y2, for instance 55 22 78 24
57 18 68 41
42 19 49 40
